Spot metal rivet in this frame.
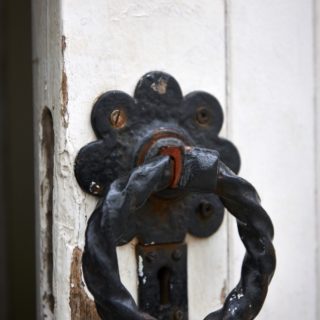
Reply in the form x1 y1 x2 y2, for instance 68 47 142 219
146 251 157 263
89 182 102 195
172 249 182 261
198 201 214 219
110 109 126 128
196 107 210 125
174 310 184 320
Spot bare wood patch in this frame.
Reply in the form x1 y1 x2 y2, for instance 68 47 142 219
40 107 55 316
61 35 69 128
69 247 100 320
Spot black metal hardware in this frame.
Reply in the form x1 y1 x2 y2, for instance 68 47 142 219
74 71 275 320
137 243 188 320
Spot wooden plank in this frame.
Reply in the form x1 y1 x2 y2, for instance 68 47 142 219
227 1 317 319
315 0 320 317
32 1 62 318
34 1 228 318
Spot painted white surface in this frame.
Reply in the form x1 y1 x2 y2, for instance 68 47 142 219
315 0 320 317
64 2 229 318
227 1 317 319
32 0 319 319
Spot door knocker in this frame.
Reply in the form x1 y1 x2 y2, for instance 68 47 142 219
74 71 276 320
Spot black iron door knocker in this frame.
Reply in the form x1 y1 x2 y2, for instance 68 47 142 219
74 71 276 320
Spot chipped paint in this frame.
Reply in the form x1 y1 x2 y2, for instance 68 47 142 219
138 255 144 277
61 70 69 128
237 292 244 300
40 107 55 318
151 77 167 95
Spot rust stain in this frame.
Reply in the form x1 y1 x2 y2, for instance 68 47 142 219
70 247 100 320
61 35 69 128
136 130 189 166
159 146 183 188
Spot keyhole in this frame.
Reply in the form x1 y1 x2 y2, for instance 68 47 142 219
158 267 172 305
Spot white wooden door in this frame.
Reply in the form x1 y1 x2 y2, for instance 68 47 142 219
32 1 319 319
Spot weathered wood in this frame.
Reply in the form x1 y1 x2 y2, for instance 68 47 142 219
33 0 319 319
32 0 64 318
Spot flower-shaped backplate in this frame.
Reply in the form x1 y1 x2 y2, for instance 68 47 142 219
75 71 240 245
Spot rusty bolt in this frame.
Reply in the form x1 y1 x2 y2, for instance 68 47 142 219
109 109 126 128
174 310 184 320
196 107 210 125
199 201 214 219
146 251 157 263
172 249 182 261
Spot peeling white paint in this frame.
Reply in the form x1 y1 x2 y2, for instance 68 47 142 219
237 293 244 300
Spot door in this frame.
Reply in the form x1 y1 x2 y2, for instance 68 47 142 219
32 1 319 319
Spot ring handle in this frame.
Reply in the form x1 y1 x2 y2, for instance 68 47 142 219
205 161 276 319
82 148 275 320
83 156 172 320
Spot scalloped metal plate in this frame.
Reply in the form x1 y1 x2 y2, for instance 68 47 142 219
74 71 240 245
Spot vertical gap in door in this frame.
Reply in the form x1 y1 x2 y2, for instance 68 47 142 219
314 0 320 318
224 0 232 296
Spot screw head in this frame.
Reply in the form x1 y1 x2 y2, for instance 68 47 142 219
196 107 210 125
198 201 214 219
172 249 182 261
174 310 184 320
110 109 126 128
89 181 102 195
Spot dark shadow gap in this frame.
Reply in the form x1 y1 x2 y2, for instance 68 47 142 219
41 107 55 314
158 266 172 306
2 0 35 318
